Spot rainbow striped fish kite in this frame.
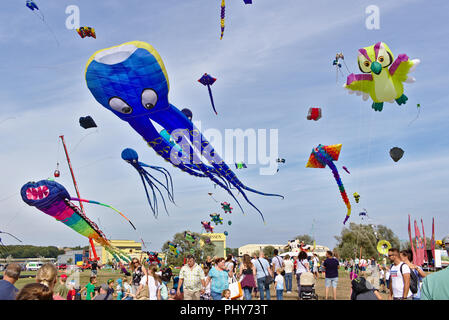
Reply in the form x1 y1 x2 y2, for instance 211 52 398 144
20 179 133 262
306 144 352 224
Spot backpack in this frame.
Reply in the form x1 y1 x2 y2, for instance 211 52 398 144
351 277 371 300
399 263 418 294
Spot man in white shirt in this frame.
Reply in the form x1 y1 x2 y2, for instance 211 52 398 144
271 249 284 273
388 248 412 300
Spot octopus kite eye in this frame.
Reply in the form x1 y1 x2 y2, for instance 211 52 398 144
142 89 158 110
109 97 132 114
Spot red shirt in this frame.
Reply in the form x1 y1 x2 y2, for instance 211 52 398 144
66 289 76 300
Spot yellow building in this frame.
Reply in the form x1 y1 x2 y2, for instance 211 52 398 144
201 233 226 258
92 240 144 264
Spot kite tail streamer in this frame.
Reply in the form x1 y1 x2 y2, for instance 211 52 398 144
220 0 225 39
208 85 217 115
327 161 351 224
70 198 136 230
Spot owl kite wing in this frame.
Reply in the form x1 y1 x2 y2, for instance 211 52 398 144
344 73 374 101
389 54 420 83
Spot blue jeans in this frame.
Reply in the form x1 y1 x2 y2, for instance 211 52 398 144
257 277 271 300
276 289 283 300
211 291 222 300
296 273 302 298
243 287 253 300
284 273 292 292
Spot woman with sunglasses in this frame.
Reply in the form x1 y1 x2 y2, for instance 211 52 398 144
130 258 147 294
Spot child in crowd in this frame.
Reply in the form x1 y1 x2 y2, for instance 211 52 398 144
275 268 285 300
201 267 211 300
349 265 358 281
116 278 124 300
160 274 170 300
66 282 76 300
221 289 231 300
122 276 135 300
168 289 177 300
379 266 386 293
79 276 97 300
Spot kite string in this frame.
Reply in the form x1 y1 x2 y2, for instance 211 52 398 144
70 129 99 154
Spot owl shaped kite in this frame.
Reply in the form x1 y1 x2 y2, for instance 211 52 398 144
344 42 420 112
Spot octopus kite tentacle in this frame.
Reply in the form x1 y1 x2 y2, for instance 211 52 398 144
121 148 175 217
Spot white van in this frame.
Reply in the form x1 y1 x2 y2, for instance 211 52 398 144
26 262 43 271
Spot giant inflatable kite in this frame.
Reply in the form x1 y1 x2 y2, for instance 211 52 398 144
20 179 132 262
121 148 174 217
344 42 420 112
306 144 351 224
85 41 283 222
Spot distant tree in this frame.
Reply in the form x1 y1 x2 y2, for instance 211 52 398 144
0 245 65 258
226 248 239 257
334 223 400 260
295 234 314 245
263 246 276 258
161 231 216 266
401 237 433 251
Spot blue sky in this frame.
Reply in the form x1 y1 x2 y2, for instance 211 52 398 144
1 0 448 252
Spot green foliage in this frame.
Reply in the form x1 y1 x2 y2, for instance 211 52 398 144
295 234 314 245
334 223 400 260
161 231 216 266
0 245 65 258
263 246 276 258
67 258 73 265
225 247 239 257
400 237 433 251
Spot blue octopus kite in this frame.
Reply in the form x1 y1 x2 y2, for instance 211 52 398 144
121 148 174 217
86 41 283 222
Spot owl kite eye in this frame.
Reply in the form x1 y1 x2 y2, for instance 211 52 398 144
378 56 384 63
364 61 370 67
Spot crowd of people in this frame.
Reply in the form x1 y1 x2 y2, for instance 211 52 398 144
1 236 448 300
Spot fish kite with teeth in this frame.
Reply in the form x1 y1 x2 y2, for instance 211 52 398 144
344 42 420 112
85 41 283 223
306 144 352 224
20 179 133 262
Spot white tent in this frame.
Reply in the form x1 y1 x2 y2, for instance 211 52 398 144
280 251 313 257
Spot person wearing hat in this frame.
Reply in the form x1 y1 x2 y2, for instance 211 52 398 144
168 289 177 300
53 274 69 300
421 235 449 300
93 284 113 300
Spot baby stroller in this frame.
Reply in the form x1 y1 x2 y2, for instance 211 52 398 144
300 272 318 300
